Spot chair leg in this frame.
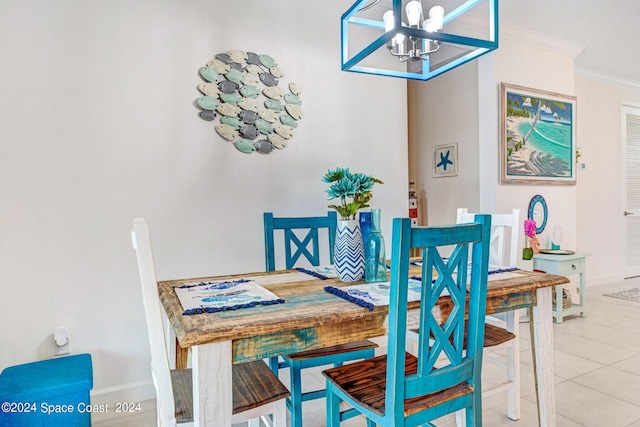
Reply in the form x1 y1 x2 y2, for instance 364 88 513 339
366 419 376 427
273 398 287 427
326 384 341 427
506 310 521 420
455 409 465 426
269 356 280 375
289 360 304 427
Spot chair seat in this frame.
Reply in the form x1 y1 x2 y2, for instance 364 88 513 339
483 323 515 347
323 353 474 417
410 323 515 349
283 340 378 361
170 360 291 423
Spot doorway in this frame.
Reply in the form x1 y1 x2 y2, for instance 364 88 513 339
623 105 640 278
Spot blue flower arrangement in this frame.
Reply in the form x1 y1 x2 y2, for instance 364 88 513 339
322 167 383 220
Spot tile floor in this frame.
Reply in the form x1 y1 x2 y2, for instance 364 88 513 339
94 277 640 426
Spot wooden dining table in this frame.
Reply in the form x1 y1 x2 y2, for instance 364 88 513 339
158 266 569 427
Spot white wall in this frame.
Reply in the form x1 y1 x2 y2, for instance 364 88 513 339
0 0 408 403
492 39 578 268
575 77 640 284
411 35 579 251
409 61 481 226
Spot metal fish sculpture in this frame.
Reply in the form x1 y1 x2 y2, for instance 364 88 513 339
274 124 294 139
238 98 261 111
216 103 241 117
196 96 220 110
198 110 217 121
224 69 243 84
220 116 243 129
259 72 279 87
215 124 239 141
215 53 233 64
234 138 256 153
220 92 242 105
268 133 288 149
241 72 260 86
240 85 260 98
229 62 245 72
246 52 262 66
264 99 284 111
217 80 240 94
226 50 248 64
259 54 277 69
279 113 298 129
207 58 231 74
283 92 302 105
258 109 279 123
289 82 302 95
270 67 285 78
245 64 262 75
254 139 274 154
240 124 259 140
199 66 218 83
254 118 272 134
198 82 220 96
262 86 284 100
285 104 304 120
238 110 259 124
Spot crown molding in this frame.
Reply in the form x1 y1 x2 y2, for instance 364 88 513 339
574 66 640 92
500 22 585 58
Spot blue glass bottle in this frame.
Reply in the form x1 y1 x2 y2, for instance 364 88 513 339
365 209 387 283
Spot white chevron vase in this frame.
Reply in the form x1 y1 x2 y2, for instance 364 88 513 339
334 219 364 282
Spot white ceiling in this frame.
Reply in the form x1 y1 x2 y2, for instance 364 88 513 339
500 0 640 84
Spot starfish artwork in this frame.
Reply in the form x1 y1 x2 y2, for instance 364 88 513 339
437 150 453 171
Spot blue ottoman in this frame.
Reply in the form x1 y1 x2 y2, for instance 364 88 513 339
0 353 93 427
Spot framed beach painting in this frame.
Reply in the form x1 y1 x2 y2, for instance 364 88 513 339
500 83 577 185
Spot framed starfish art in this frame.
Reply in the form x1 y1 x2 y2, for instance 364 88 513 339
433 143 458 178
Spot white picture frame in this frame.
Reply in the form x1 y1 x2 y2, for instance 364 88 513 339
433 143 458 178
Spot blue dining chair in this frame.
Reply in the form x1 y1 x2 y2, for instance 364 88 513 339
323 215 492 426
263 212 378 427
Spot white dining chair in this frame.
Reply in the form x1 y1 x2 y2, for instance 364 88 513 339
456 208 521 422
131 218 290 426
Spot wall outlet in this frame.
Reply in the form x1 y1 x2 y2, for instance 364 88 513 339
54 327 71 356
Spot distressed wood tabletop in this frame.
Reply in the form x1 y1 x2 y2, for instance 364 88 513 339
158 268 568 363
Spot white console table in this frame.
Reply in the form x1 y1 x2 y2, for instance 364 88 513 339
533 252 591 323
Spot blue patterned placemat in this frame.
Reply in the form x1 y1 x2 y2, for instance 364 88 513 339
325 267 520 311
175 279 285 315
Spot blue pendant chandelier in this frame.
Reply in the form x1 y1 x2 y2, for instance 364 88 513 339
341 0 498 80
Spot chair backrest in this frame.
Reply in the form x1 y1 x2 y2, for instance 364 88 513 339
131 218 178 426
263 211 338 271
386 216 491 418
457 208 520 268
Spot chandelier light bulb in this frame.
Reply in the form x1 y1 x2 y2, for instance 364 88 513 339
383 10 395 32
423 18 437 32
405 1 423 27
429 5 445 30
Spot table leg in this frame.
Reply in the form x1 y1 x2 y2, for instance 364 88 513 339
192 340 233 426
530 287 556 427
554 284 564 324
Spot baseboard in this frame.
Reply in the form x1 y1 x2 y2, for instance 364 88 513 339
90 380 155 407
585 272 625 287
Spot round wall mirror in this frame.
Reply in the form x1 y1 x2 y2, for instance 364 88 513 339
528 195 548 234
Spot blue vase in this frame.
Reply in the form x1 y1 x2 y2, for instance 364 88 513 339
334 219 364 282
365 209 387 283
359 211 372 251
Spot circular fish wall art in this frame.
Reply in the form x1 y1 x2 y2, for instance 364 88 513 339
195 50 303 154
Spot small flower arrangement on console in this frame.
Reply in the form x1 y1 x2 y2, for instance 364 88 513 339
523 218 540 260
322 167 383 220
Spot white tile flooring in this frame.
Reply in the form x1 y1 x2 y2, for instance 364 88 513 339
94 277 640 426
